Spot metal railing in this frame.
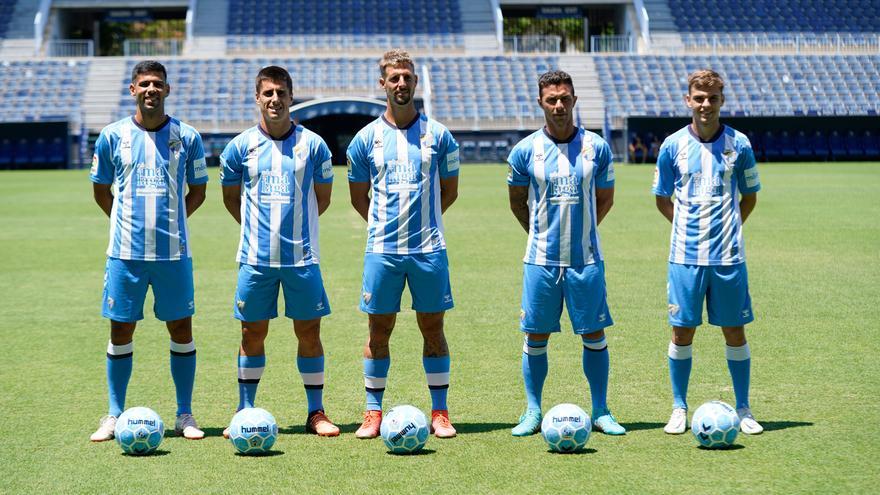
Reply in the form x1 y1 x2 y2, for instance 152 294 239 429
504 35 562 54
47 39 94 57
681 32 880 54
123 39 183 57
590 35 634 53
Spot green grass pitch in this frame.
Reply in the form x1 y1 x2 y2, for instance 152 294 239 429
0 163 877 493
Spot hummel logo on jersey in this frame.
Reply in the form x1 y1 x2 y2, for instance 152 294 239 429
741 309 751 318
107 297 115 309
373 137 383 148
188 301 194 310
443 294 452 304
246 146 259 159
316 301 324 311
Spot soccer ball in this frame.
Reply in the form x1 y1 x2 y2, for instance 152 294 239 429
228 408 278 455
541 403 590 453
380 405 429 455
691 401 740 449
114 407 164 455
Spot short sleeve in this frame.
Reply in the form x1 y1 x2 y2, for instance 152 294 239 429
312 136 334 184
219 136 244 186
437 128 460 178
506 142 530 187
346 132 371 183
89 131 114 184
736 143 760 194
594 139 615 189
186 131 209 185
652 141 676 197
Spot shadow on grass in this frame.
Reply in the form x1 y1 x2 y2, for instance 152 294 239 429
121 449 171 457
453 422 518 434
385 448 436 457
279 423 362 435
619 422 666 432
761 420 813 432
233 450 285 457
198 427 228 437
697 444 745 451
545 448 597 456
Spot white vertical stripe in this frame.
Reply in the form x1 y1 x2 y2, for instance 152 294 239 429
419 118 433 253
269 138 283 267
532 135 548 265
143 131 157 261
672 134 690 264
307 182 320 263
371 123 386 254
395 128 410 254
119 122 133 259
697 144 713 264
557 142 571 266
292 128 305 263
581 140 595 264
167 122 181 259
246 130 260 265
721 133 736 264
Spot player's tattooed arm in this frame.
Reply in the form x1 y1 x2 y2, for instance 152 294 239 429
93 183 114 217
739 192 757 223
508 185 530 233
655 195 674 223
222 184 242 224
595 187 614 225
349 181 371 222
185 183 207 217
439 176 458 213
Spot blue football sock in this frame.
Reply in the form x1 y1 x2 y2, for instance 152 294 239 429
423 356 450 411
169 340 196 415
106 341 133 417
237 354 265 410
363 357 390 411
297 355 325 414
668 342 693 410
582 336 610 417
522 337 548 412
726 343 751 410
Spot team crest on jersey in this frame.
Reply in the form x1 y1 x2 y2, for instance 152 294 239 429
168 139 182 152
237 300 246 310
246 145 259 160
668 304 679 315
722 148 738 169
363 292 372 304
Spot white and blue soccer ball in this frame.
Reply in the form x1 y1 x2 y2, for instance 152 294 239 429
380 405 430 455
228 407 278 455
691 401 740 449
541 403 591 453
114 407 164 455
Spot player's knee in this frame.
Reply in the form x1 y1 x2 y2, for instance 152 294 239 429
671 326 696 346
165 318 192 343
110 320 136 344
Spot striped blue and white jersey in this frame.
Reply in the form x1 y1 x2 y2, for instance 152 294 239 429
652 125 761 266
346 113 459 255
90 116 208 261
508 128 614 267
220 124 333 268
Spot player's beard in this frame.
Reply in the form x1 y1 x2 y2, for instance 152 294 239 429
393 91 412 106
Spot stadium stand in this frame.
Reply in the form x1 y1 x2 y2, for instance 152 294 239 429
596 54 880 119
115 56 559 129
668 0 880 33
0 59 90 122
225 0 464 53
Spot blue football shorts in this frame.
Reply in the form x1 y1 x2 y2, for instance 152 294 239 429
234 263 331 322
520 262 613 334
667 262 754 328
102 257 195 322
360 251 454 314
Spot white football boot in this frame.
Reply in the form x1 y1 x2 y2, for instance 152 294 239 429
90 415 117 442
664 408 688 434
737 408 764 435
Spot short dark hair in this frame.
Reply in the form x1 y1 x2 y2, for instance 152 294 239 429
255 65 293 94
131 60 167 83
538 70 574 97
